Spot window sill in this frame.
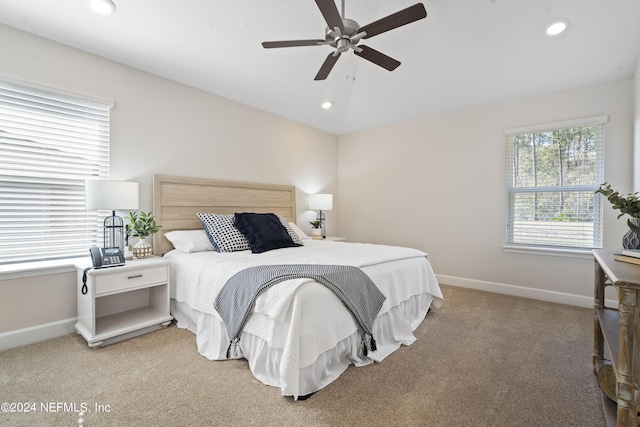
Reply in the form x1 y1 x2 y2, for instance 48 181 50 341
503 244 594 259
0 257 89 280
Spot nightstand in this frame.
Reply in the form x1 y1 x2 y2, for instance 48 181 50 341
324 236 346 241
75 256 173 348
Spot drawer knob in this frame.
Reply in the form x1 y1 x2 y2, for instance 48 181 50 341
128 274 143 279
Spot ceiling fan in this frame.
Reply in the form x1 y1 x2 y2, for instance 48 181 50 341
262 0 427 81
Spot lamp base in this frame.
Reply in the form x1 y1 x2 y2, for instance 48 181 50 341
104 212 124 251
316 210 327 238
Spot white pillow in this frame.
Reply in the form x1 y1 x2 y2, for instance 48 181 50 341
288 222 309 240
164 230 216 253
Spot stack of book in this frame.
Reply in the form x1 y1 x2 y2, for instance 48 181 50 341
614 249 640 265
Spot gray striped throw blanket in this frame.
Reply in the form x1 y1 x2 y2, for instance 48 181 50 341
214 264 386 359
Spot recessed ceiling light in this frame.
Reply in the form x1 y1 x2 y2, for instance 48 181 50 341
89 0 117 15
321 102 332 110
546 19 569 36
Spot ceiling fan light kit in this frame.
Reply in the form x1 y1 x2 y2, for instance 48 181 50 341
546 19 569 36
262 1 427 80
89 0 116 15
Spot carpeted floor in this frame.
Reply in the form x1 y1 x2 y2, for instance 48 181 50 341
0 285 605 426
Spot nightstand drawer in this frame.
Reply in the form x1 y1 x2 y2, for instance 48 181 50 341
94 265 167 294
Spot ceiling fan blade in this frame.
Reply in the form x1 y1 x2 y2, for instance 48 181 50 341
354 45 400 71
314 51 341 80
315 0 345 33
359 3 427 39
262 40 326 48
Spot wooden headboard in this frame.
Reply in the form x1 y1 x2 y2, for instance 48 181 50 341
153 175 297 255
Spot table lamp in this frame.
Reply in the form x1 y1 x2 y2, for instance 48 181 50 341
85 180 139 251
309 193 333 238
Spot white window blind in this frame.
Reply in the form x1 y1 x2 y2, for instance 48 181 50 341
0 79 113 264
505 115 606 250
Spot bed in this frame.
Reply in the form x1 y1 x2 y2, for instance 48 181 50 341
153 175 444 399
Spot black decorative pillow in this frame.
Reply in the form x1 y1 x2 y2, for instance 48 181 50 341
234 213 302 253
197 213 250 253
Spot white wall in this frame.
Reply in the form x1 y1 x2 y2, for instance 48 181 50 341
0 24 338 336
337 79 634 304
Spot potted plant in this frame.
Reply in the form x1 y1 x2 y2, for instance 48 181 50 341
309 220 323 240
596 183 640 249
126 211 162 258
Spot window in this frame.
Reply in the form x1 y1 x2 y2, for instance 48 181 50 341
505 115 606 251
0 78 113 264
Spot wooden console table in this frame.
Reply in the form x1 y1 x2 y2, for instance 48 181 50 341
593 249 640 426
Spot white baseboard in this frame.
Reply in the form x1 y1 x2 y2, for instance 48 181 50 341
0 318 77 352
436 274 613 308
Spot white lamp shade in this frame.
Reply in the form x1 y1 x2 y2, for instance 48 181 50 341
85 180 139 211
308 193 333 211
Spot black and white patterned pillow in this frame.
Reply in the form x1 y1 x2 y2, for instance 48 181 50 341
277 214 303 245
197 213 250 253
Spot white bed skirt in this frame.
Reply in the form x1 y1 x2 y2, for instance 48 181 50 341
171 291 434 399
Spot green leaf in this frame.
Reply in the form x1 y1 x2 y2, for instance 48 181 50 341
628 219 640 234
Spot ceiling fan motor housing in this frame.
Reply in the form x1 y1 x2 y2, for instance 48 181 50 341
325 18 361 51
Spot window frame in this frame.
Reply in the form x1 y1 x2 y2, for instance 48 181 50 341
504 115 607 257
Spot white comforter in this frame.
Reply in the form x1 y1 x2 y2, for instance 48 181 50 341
165 239 443 398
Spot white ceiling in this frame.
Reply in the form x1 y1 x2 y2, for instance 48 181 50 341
1 0 639 135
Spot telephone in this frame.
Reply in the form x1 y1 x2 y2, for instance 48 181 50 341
82 247 126 295
90 246 126 269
